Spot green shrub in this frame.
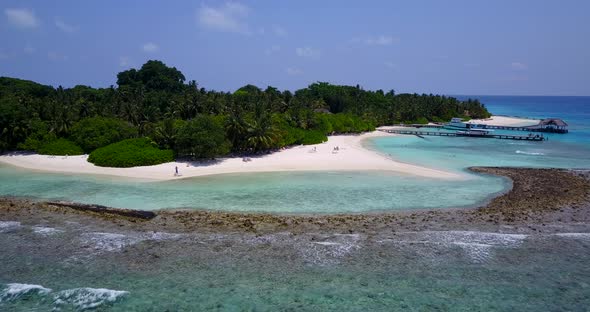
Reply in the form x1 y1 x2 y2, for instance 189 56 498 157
88 138 173 167
70 117 137 153
17 120 56 151
300 130 328 145
175 115 230 158
37 138 84 155
320 113 374 133
414 117 429 124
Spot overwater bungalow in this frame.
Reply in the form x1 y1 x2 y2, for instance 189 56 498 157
533 118 569 133
445 117 569 134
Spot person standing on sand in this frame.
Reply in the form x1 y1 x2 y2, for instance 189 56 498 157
175 166 179 176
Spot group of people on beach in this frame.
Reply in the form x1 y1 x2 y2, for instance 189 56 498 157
309 146 341 153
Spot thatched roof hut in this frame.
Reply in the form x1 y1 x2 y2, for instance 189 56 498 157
536 118 568 132
539 118 567 127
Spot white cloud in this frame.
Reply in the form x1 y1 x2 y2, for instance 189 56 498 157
265 45 281 55
48 51 68 61
286 67 303 75
197 2 251 34
55 17 78 33
384 61 397 70
366 35 397 46
296 47 321 59
24 44 35 54
511 62 527 70
119 56 130 67
142 42 159 53
5 8 39 29
351 35 398 46
272 25 287 37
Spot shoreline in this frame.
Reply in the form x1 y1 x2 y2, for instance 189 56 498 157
2 167 589 235
0 131 463 181
0 114 538 182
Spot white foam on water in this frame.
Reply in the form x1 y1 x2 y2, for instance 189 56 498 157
313 242 341 246
82 231 185 252
32 226 63 236
377 231 528 263
71 231 185 262
451 242 494 263
507 142 529 145
80 232 142 252
300 233 363 265
53 287 129 310
0 221 21 233
0 283 52 302
516 150 545 156
145 231 183 241
428 231 528 246
553 233 590 239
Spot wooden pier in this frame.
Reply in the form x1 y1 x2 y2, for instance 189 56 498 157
380 129 546 141
476 124 563 133
395 118 569 134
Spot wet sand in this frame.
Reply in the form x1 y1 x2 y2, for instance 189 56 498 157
1 167 589 236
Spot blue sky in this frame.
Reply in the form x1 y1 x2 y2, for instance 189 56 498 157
1 0 589 95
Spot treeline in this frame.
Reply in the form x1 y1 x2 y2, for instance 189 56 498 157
0 60 490 163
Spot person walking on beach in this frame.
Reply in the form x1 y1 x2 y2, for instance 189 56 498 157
175 166 179 176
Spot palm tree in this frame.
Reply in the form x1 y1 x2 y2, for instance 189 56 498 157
246 118 276 152
246 103 276 152
226 110 248 152
154 119 177 150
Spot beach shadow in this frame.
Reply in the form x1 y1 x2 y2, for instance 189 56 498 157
181 158 224 168
1 151 37 157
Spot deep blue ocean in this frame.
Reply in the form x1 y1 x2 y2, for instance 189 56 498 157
370 96 590 175
461 95 590 145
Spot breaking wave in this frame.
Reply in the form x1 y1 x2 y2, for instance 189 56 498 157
0 283 129 310
0 283 51 302
0 221 21 233
53 287 129 310
516 150 545 156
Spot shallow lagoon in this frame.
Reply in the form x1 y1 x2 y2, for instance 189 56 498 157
0 163 507 213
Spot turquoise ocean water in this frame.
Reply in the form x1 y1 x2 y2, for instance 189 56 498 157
1 96 590 311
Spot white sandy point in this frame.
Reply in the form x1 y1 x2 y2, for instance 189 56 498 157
469 115 539 127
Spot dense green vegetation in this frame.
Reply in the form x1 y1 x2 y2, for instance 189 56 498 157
37 138 84 156
0 60 491 164
70 117 137 153
88 138 173 167
176 116 230 159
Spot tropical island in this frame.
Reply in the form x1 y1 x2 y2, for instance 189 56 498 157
0 60 491 170
1 58 589 312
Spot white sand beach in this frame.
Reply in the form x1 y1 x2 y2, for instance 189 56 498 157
468 115 540 127
0 132 463 181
